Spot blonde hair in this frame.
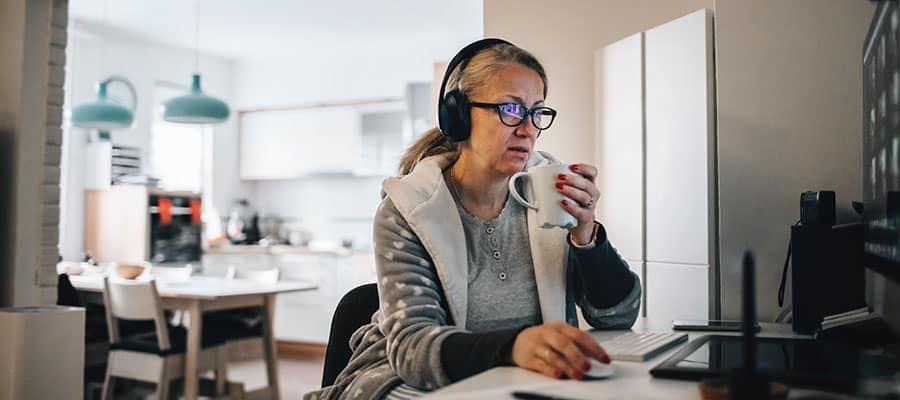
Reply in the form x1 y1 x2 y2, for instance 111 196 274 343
397 43 548 175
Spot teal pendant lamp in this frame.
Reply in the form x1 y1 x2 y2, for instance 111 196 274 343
161 1 230 125
69 76 137 130
161 73 230 124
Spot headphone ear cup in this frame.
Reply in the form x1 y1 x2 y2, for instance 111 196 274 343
439 90 471 142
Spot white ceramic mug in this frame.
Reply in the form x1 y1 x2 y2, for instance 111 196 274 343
509 163 578 229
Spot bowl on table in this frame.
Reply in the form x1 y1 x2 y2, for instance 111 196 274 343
115 263 147 280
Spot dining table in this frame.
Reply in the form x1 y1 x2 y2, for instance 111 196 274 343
69 273 317 400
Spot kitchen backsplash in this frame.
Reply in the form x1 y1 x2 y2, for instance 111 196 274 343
249 174 388 249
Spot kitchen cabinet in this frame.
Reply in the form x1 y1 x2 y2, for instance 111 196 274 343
355 102 406 176
239 106 362 179
239 83 431 179
202 247 377 343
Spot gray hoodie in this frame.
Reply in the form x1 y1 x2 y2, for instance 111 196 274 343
304 151 641 400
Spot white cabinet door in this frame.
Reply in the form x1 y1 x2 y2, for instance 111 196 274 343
273 253 365 343
274 291 333 343
644 9 715 266
350 252 377 289
240 107 361 179
595 32 645 262
646 262 708 329
273 254 335 343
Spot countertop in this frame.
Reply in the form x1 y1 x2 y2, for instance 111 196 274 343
204 244 372 256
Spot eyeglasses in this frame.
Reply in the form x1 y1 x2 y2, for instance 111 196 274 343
469 102 557 131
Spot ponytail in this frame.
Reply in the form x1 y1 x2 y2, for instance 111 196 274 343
397 127 459 176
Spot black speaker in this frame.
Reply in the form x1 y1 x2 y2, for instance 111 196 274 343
790 223 867 333
800 191 836 226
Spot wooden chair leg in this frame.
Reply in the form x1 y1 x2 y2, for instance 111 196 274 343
216 346 228 395
157 364 169 400
227 381 245 400
101 368 114 400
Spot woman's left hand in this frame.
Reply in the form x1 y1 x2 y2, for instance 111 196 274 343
555 163 600 245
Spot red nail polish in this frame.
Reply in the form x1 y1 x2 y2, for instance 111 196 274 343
555 182 563 190
602 355 611 364
571 165 580 171
582 362 591 371
557 174 566 180
555 370 562 379
560 199 568 206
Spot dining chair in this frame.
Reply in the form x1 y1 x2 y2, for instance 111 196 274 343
147 264 194 326
101 277 229 400
148 264 194 280
204 267 280 375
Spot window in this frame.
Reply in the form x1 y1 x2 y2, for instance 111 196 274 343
149 83 212 195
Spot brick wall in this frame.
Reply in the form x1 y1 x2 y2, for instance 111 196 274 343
37 0 68 301
0 0 67 305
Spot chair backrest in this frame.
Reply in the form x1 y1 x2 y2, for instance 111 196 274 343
102 277 171 350
149 264 193 280
226 267 280 284
322 283 379 388
57 274 82 307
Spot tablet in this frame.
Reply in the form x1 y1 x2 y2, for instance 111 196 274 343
649 335 897 393
672 320 760 332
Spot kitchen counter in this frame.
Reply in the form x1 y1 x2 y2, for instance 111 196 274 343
204 244 371 256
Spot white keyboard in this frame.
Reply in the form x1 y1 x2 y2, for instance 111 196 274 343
599 332 688 362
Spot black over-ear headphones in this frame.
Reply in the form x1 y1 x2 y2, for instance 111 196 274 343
437 38 513 142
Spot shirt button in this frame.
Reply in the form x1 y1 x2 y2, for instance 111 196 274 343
492 251 501 259
486 227 495 234
498 272 507 280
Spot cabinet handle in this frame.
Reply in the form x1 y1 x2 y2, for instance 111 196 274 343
148 206 193 215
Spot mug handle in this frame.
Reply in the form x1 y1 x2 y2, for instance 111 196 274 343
509 171 538 210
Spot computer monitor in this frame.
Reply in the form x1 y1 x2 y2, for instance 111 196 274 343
863 0 900 283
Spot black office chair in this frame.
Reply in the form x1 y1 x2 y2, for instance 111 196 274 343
321 283 380 388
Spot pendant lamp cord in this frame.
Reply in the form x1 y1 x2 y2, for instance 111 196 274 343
194 0 200 73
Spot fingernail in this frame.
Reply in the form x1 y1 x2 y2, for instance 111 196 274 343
554 370 562 379
570 165 579 172
555 182 563 190
557 174 567 180
560 199 568 206
602 355 611 364
582 362 591 371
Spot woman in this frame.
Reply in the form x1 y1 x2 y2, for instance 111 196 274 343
306 39 640 400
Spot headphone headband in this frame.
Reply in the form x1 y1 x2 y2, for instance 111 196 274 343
437 38 513 107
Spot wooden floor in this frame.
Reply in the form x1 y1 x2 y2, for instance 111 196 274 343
229 353 324 398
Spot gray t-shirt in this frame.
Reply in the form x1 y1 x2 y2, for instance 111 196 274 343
453 191 542 333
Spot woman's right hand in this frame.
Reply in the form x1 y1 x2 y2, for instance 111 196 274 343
510 321 611 380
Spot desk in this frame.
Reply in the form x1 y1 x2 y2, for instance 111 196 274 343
427 320 811 399
69 275 317 400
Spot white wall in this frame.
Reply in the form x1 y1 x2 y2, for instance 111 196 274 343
61 20 243 261
715 0 875 320
486 0 883 323
484 0 713 165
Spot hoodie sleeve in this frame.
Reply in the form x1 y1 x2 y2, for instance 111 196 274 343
373 197 468 390
568 224 642 329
